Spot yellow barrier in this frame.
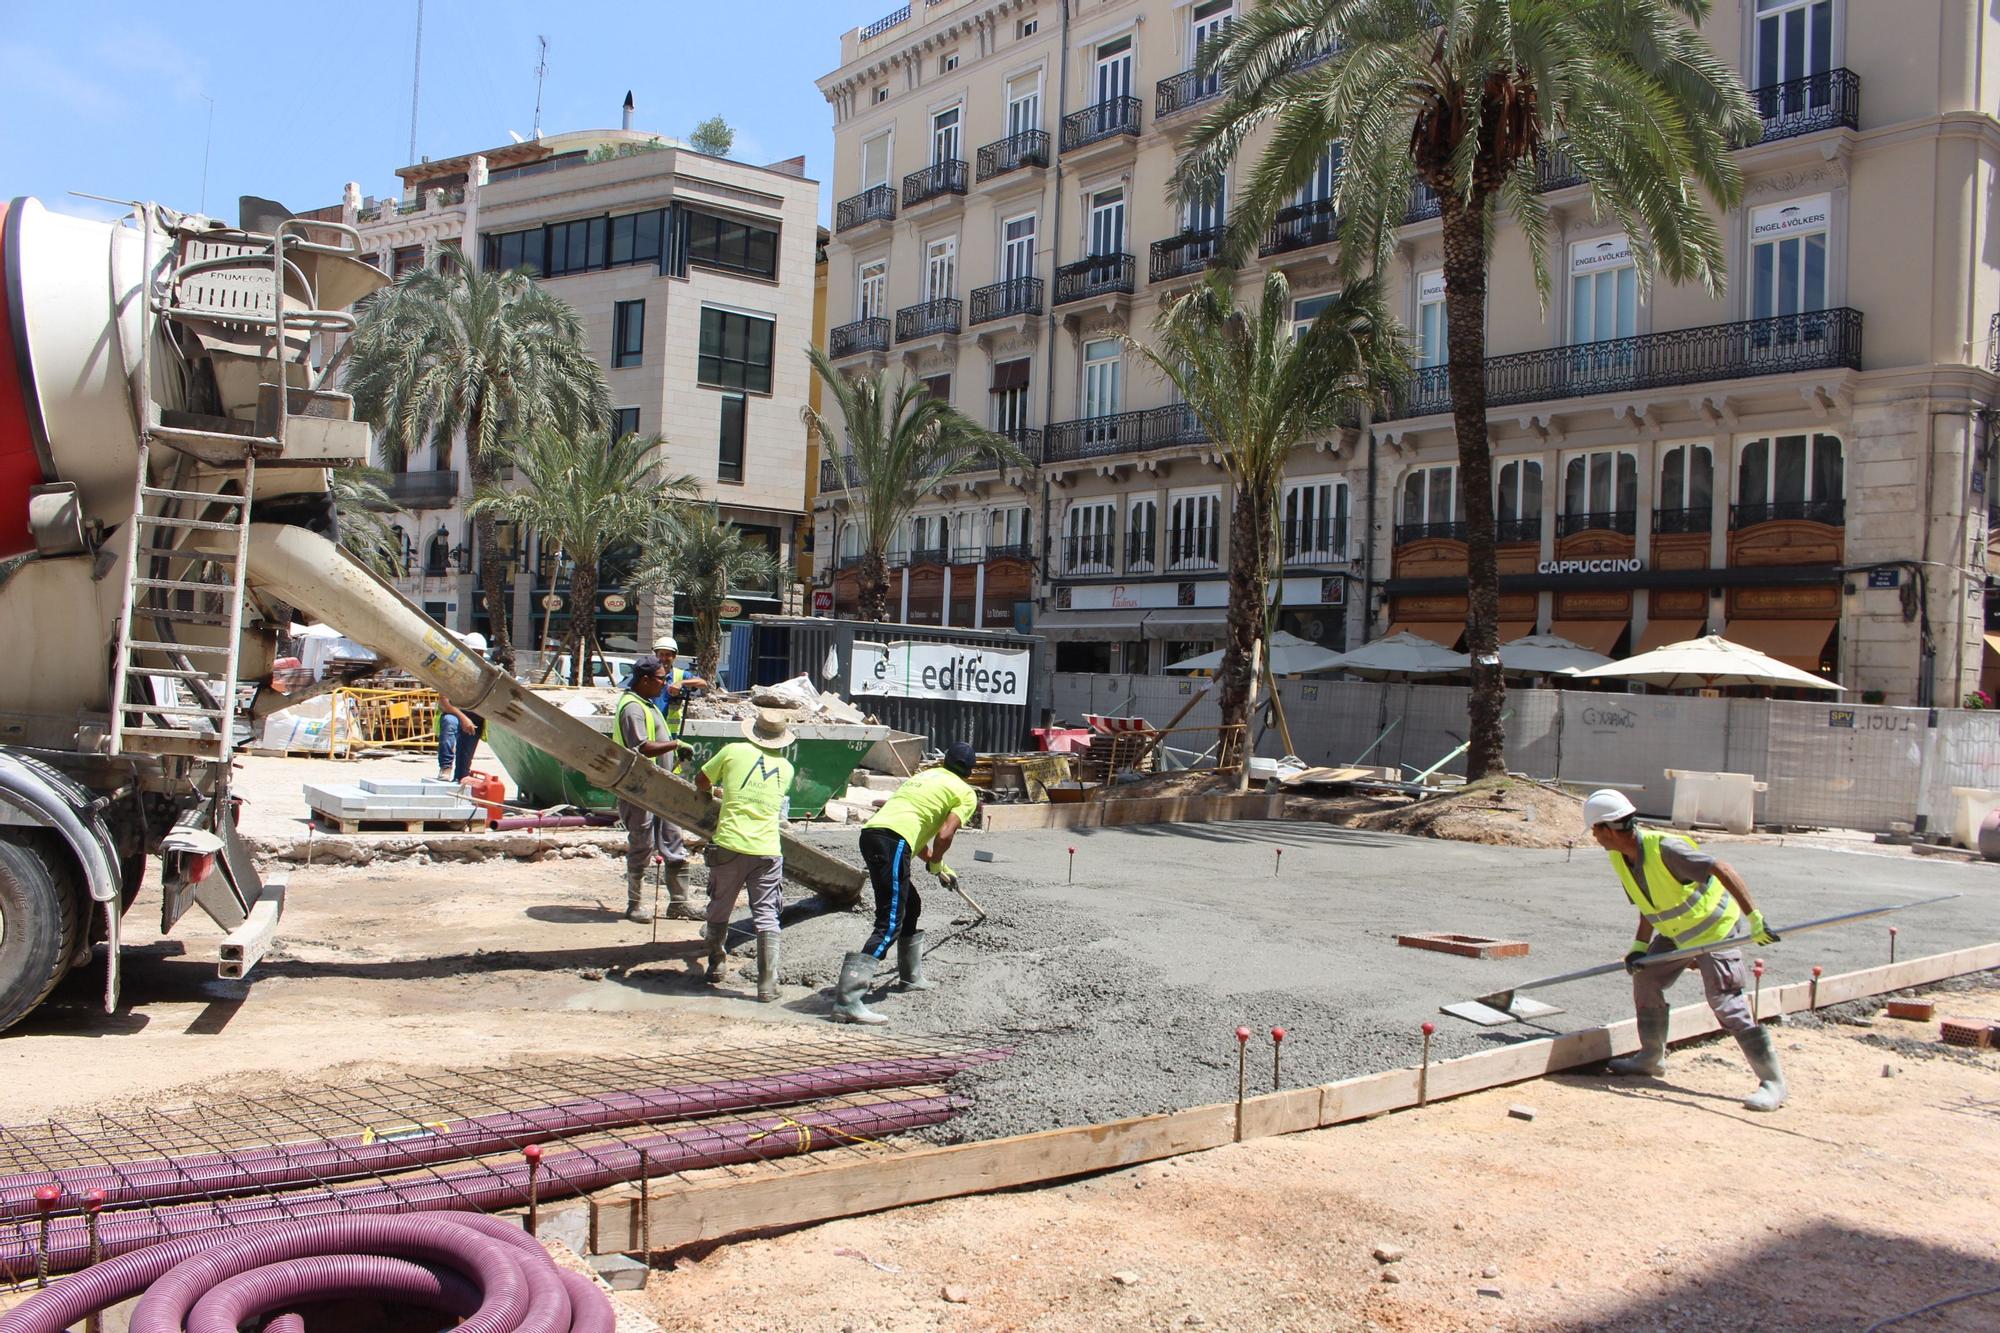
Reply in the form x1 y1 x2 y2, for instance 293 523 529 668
332 687 444 753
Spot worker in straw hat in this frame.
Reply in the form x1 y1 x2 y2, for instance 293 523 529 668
694 708 797 1002
1581 789 1787 1111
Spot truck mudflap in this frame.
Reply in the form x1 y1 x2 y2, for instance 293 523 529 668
0 749 125 1010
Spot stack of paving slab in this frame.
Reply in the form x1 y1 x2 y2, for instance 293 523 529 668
304 777 487 833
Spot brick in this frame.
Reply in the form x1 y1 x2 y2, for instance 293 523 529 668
1885 999 1936 1022
1938 1016 1994 1048
1396 933 1531 960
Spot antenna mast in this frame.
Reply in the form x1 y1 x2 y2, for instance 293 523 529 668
532 36 549 140
408 0 424 163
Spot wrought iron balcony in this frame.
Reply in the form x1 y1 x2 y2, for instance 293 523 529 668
819 457 858 492
902 160 968 208
1495 516 1543 544
1045 403 1204 463
910 546 949 566
1988 311 1999 373
1405 181 1442 223
1149 227 1227 282
828 317 890 360
1166 526 1220 572
1652 506 1713 535
834 185 896 232
1555 510 1638 538
1745 68 1860 145
1262 198 1339 257
1156 67 1223 120
986 542 1034 563
835 551 866 570
976 130 1051 181
895 299 961 343
1386 307 1864 419
950 546 986 565
992 425 1044 465
860 6 909 42
1730 499 1846 529
969 277 1043 324
1125 532 1157 573
1283 519 1349 563
1062 535 1118 576
1061 96 1141 153
1536 142 1585 191
1393 520 1468 545
1053 253 1136 305
385 469 459 510
944 428 1040 473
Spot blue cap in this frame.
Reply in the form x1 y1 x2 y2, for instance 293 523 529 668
942 740 977 777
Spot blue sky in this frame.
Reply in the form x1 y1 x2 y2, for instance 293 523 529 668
1 0 894 224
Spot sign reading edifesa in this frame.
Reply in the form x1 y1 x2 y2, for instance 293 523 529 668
852 640 1030 705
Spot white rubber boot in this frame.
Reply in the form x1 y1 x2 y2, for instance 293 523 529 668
1735 1025 1789 1112
1607 1008 1669 1076
829 952 888 1025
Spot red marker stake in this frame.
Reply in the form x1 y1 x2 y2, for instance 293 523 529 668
523 1144 543 1236
1270 1026 1287 1090
33 1186 58 1288
1067 846 1076 885
84 1190 106 1333
1419 1021 1436 1108
1273 848 1282 878
1810 964 1822 1012
1753 958 1765 1019
1889 925 1898 964
1234 1026 1252 1141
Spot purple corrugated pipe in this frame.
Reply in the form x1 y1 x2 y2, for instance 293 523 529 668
1 1051 999 1218
2 1095 959 1279
0 1212 609 1333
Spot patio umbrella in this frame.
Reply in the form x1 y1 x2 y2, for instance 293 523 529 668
1329 631 1471 679
1498 633 1616 676
1569 634 1842 692
1166 630 1344 676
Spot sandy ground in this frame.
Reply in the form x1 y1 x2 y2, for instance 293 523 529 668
638 994 2000 1333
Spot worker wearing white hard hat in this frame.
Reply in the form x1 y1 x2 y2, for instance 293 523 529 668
646 633 709 736
1583 789 1787 1111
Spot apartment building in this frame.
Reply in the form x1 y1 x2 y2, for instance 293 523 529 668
332 120 820 648
815 0 2000 705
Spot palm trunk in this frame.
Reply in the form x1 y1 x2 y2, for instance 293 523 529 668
1440 200 1506 780
1219 483 1271 739
466 405 513 672
859 548 890 622
698 608 724 684
570 557 599 688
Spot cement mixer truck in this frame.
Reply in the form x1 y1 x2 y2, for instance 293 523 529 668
0 196 864 1034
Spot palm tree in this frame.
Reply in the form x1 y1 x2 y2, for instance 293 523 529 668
468 427 698 686
1179 0 1757 777
1132 271 1406 742
344 265 610 669
635 504 784 683
328 465 407 578
801 346 1023 621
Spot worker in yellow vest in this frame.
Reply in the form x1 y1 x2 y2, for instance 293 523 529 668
614 656 697 923
1583 790 1786 1111
649 634 709 736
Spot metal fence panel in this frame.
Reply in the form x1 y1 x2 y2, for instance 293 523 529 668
1762 700 1926 831
1556 691 1730 817
1923 710 2000 833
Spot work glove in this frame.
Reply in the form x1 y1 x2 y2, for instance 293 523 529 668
1748 910 1780 946
1623 940 1651 975
926 860 959 889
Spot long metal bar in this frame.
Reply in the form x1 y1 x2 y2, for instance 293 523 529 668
1471 893 1964 1011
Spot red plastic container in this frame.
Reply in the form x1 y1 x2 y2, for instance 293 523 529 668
462 771 507 818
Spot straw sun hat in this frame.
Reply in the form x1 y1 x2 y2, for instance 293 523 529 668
741 708 796 750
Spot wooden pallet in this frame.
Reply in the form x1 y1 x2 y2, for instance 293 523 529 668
311 813 488 835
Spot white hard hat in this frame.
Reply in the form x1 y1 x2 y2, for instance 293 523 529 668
1582 788 1637 830
462 632 488 653
653 634 679 653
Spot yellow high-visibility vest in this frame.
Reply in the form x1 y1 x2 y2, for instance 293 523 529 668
1609 829 1742 948
616 690 663 764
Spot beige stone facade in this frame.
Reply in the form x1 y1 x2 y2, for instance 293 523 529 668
815 0 2000 704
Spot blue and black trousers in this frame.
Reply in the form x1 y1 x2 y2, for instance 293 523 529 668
858 827 922 960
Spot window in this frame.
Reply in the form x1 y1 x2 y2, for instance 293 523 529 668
1293 292 1337 339
1183 175 1226 234
1737 433 1844 522
932 106 962 164
718 394 746 483
991 358 1031 435
1168 493 1221 571
686 210 779 278
857 259 888 319
1569 236 1638 345
1017 17 1038 39
1065 501 1117 573
611 407 641 440
1088 187 1125 256
1283 480 1348 561
1006 72 1041 135
1755 0 1832 90
1750 195 1829 321
940 51 959 74
861 131 893 190
1297 143 1341 204
1001 213 1036 282
697 307 776 393
483 227 543 274
1398 466 1461 537
874 86 890 105
1190 1 1234 97
546 217 609 277
436 243 463 275
1562 450 1638 532
920 374 951 403
1082 337 1122 428
393 245 424 276
1127 497 1158 570
1416 269 1447 368
924 236 958 302
990 506 1032 550
1094 35 1133 104
1495 459 1543 539
1658 445 1714 529
609 209 666 268
612 300 645 369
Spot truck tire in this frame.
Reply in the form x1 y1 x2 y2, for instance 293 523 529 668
0 836 80 1034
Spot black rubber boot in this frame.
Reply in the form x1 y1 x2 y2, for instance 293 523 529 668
1607 1007 1669 1075
896 930 936 991
1735 1024 1789 1111
829 952 887 1025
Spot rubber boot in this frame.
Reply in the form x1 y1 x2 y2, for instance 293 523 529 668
664 863 702 920
703 922 728 984
1607 1008 1669 1076
829 952 888 1025
1735 1024 1789 1112
624 873 652 923
756 931 781 1003
896 931 936 992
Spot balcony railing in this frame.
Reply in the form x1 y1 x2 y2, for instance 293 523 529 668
1536 142 1585 191
1393 519 1467 545
910 546 949 566
834 551 866 570
902 159 968 207
895 298 961 342
1555 510 1638 537
976 130 1051 181
1156 67 1223 119
828 317 890 359
834 185 896 232
1746 68 1860 145
1063 535 1118 575
951 546 986 564
1283 519 1349 563
860 6 910 42
1126 532 1157 573
819 457 860 492
986 542 1034 563
385 470 459 509
1046 403 1205 463
1166 526 1220 572
970 277 1043 324
1262 198 1339 257
1653 506 1713 535
1988 311 2000 373
1406 181 1442 224
1053 253 1136 305
1496 516 1542 544
1061 96 1141 153
1387 308 1864 419
1149 227 1227 282
992 425 1044 465
1730 499 1846 529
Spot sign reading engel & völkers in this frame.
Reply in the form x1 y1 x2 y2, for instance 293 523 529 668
852 640 1030 705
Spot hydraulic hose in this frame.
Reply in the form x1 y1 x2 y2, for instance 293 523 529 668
0 1212 613 1333
2 1093 960 1278
0 1051 999 1217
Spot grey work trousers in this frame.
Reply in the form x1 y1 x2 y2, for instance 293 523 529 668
703 848 784 933
1632 937 1756 1033
617 800 689 878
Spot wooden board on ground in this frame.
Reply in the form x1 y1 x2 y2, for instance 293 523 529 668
311 814 489 835
978 792 1283 833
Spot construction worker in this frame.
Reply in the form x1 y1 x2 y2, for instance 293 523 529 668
694 708 796 1003
1582 789 1787 1111
831 740 980 1025
649 634 709 735
435 633 489 783
614 656 699 923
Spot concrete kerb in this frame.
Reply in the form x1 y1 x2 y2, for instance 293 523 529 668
251 830 628 865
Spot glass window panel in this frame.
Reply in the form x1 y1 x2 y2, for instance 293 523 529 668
1402 473 1423 524
1757 15 1780 87
1429 468 1453 525
1803 233 1826 311
1812 434 1844 500
1783 8 1805 82
1616 267 1637 338
1778 236 1799 317
1690 447 1714 510
1740 439 1769 506
1662 447 1686 507
1617 453 1637 513
1752 241 1775 321
1810 1 1832 77
1774 434 1808 502
1498 463 1519 520
1521 461 1542 518
1565 457 1587 515
1589 453 1611 512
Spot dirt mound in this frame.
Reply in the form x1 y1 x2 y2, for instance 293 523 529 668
1354 777 1585 849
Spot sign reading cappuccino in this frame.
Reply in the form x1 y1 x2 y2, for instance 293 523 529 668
1538 557 1644 575
853 640 1030 705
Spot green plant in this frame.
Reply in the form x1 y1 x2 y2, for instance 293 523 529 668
688 116 735 158
1180 0 1757 777
328 465 407 577
635 503 784 683
587 137 667 164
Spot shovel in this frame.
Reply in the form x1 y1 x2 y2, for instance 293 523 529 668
937 868 987 923
1442 893 1962 1026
